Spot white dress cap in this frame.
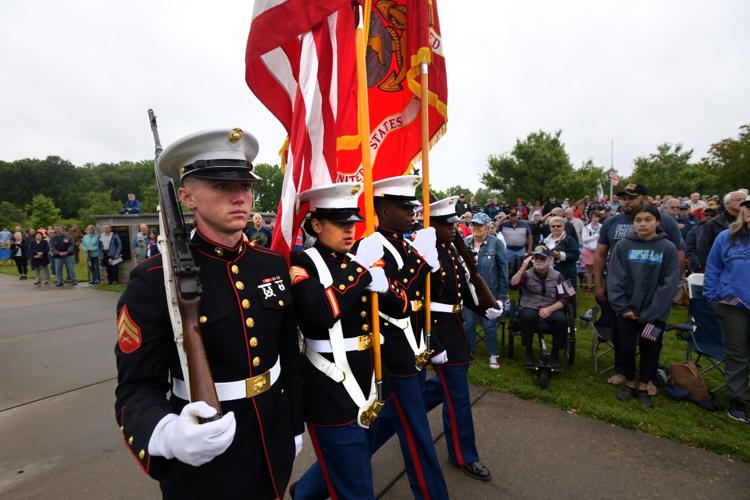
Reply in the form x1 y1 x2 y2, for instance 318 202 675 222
372 175 421 199
298 182 364 210
429 196 460 222
156 128 260 182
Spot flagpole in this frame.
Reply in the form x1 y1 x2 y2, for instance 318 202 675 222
419 56 434 359
355 3 384 425
609 139 614 202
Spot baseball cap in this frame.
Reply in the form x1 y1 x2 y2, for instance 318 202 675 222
741 195 750 208
532 245 551 257
470 213 492 225
616 183 648 197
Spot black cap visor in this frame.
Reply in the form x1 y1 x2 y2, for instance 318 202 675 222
433 214 460 224
312 208 365 223
181 159 261 182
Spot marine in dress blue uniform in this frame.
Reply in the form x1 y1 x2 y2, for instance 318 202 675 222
290 183 390 500
114 128 304 499
368 176 449 500
422 197 496 482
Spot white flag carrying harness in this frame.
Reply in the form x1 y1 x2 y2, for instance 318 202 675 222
302 247 379 428
377 233 427 360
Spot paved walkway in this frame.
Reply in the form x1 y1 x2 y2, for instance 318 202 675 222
1 273 748 499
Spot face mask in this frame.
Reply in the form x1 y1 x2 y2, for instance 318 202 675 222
533 261 548 271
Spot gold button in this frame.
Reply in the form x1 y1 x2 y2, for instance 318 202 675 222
362 324 369 332
231 265 239 275
215 247 224 257
278 299 285 307
246 317 255 328
138 449 146 460
242 299 251 309
119 425 124 432
339 284 346 290
252 357 261 367
402 278 408 283
128 436 134 446
409 268 415 274
199 315 207 324
415 291 421 297
416 259 421 264
360 311 367 318
340 263 347 269
356 267 363 273
361 296 367 302
457 292 462 298
384 321 390 326
348 276 354 282
249 337 258 347
236 281 245 290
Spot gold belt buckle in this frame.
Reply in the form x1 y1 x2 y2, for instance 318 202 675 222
411 300 424 312
245 370 272 398
357 334 372 351
452 304 461 313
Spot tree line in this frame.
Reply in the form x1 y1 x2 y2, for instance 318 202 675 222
1 123 746 229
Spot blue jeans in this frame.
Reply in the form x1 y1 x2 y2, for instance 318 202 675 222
87 255 101 283
506 247 527 260
54 255 77 284
463 308 499 356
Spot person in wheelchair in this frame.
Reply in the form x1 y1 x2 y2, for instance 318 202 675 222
510 245 572 369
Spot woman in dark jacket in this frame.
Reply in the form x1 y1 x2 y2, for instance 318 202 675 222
9 232 29 280
29 231 51 284
543 216 580 315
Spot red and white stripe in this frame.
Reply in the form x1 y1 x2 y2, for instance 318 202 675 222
245 0 355 261
609 170 620 186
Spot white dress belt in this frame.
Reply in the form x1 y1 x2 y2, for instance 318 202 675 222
172 356 280 401
306 334 383 353
430 302 461 313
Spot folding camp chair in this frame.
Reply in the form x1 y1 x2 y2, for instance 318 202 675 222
585 300 616 374
684 273 727 392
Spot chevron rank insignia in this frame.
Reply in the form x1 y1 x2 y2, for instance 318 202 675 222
117 304 142 354
289 266 310 285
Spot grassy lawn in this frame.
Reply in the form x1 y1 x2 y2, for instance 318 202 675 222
3 255 747 460
469 289 750 462
0 252 126 293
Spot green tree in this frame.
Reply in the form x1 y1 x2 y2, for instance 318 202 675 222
443 185 473 198
0 202 27 228
629 143 718 196
27 194 61 228
78 191 122 226
557 159 608 202
482 130 573 202
252 163 284 212
703 124 750 195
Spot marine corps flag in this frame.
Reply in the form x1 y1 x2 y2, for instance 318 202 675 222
336 0 448 182
245 0 359 260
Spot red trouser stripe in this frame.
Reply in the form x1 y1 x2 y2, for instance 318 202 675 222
392 393 431 499
436 365 465 466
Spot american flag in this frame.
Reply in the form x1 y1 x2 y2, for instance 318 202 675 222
245 0 357 261
641 322 663 342
609 169 620 186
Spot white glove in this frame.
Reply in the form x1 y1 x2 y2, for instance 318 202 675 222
485 300 505 320
294 434 303 457
148 401 236 467
351 233 384 269
366 266 388 293
431 351 448 365
411 227 439 271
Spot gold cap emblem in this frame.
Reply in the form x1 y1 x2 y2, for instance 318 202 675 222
351 183 362 195
228 128 243 143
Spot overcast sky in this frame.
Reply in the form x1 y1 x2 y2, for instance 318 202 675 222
1 0 748 191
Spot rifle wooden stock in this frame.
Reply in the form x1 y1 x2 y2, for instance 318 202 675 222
148 109 221 420
452 233 498 313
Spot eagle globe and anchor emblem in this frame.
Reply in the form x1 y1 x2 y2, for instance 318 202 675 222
366 0 409 92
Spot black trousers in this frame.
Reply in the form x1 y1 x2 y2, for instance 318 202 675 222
13 256 28 275
519 307 567 350
616 317 661 384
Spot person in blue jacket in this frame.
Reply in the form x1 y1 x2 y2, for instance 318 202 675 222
704 195 750 423
122 193 141 214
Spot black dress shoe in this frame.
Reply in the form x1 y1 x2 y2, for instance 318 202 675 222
461 461 491 481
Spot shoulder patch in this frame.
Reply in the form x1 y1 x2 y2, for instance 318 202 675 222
289 265 310 285
117 304 142 354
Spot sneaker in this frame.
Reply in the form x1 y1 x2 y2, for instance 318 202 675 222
636 390 655 408
55 283 63 287
728 401 748 423
489 355 500 369
616 387 636 402
71 281 78 286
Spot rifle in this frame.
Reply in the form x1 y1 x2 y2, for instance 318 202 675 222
148 109 222 420
452 232 499 313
